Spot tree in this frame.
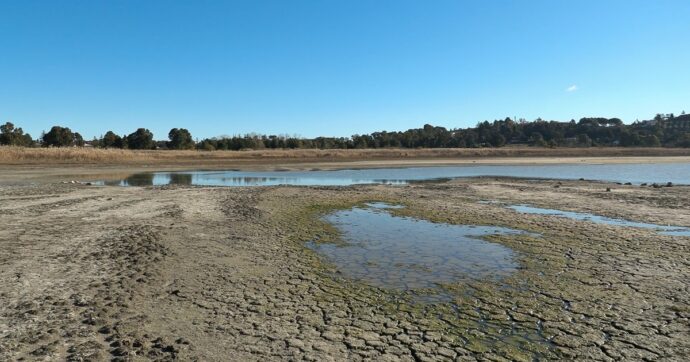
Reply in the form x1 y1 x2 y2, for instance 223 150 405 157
126 128 155 149
197 139 216 151
42 126 75 147
167 128 194 150
529 132 546 147
576 134 592 147
74 133 85 147
489 133 506 147
643 135 661 147
0 122 33 146
101 131 124 148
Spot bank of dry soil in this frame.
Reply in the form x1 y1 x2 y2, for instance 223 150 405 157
0 175 688 361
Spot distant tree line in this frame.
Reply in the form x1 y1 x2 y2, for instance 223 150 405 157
195 113 690 150
0 123 194 150
2 112 689 149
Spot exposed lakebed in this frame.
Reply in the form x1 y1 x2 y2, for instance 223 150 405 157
99 162 690 187
306 203 529 291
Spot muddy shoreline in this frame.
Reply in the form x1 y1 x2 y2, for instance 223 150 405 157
3 155 690 186
1 172 688 360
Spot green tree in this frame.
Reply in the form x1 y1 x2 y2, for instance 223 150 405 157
101 131 124 148
42 126 75 147
74 133 85 147
643 135 661 147
197 139 216 151
576 134 592 147
126 128 155 150
167 128 195 150
489 133 506 147
529 132 546 147
0 122 33 146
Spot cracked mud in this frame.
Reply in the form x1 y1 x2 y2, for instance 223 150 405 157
1 177 688 361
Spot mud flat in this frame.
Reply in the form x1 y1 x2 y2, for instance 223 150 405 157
1 172 688 360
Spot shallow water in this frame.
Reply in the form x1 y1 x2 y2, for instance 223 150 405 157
100 162 690 187
508 204 690 236
306 203 527 290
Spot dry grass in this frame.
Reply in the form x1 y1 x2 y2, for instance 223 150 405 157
1 146 690 166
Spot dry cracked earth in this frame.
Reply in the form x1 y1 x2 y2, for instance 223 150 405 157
0 177 689 361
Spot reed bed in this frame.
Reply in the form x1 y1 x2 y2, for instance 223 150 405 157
1 146 689 165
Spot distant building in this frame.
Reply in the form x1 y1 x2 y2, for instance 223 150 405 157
640 113 690 130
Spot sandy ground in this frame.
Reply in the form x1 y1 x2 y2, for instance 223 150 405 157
0 169 689 361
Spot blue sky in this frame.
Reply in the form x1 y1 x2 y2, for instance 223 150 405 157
1 0 689 140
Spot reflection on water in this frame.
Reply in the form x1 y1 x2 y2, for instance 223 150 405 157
123 173 155 186
508 204 690 236
100 163 690 187
307 203 529 290
169 173 192 185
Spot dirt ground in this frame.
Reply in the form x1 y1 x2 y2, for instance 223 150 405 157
0 169 688 361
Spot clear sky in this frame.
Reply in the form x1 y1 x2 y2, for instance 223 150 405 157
1 0 689 140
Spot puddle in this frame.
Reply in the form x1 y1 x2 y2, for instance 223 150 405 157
307 203 529 291
508 204 690 236
96 162 690 187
